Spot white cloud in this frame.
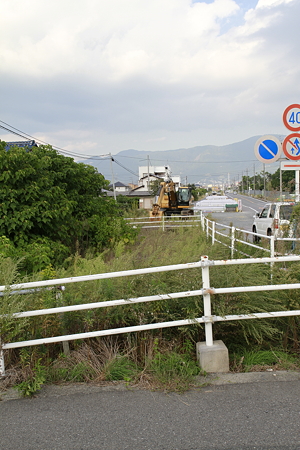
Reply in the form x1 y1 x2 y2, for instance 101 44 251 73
1 0 300 160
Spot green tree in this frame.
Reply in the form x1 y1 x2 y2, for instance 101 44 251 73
271 168 295 192
0 143 136 270
149 178 163 196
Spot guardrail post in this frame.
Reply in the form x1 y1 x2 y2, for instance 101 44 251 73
212 221 215 245
270 235 275 259
270 235 275 280
0 339 5 377
206 218 211 241
196 256 229 372
201 256 213 346
231 226 235 259
200 211 205 230
56 287 70 356
162 214 165 232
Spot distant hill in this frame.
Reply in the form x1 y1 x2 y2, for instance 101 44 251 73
82 135 279 185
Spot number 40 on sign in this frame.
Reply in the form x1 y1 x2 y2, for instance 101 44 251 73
283 104 300 132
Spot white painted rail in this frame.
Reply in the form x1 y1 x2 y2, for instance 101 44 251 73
201 213 300 258
1 255 300 376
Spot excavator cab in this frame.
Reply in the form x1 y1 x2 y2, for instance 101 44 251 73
150 181 193 219
177 187 192 206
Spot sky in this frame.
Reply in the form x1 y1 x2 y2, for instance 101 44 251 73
1 0 299 163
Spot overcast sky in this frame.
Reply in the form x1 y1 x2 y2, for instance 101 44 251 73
1 0 299 160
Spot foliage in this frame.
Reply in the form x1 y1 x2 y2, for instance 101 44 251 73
187 184 201 201
271 168 295 192
240 171 272 192
148 347 200 391
0 142 137 272
231 349 300 372
0 256 30 344
2 222 300 392
148 178 163 196
116 196 139 213
104 356 140 382
15 350 46 397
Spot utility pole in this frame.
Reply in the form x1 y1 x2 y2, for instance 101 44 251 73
109 153 116 201
253 163 256 196
147 154 150 189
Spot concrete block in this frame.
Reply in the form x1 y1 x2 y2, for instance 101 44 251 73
196 340 229 373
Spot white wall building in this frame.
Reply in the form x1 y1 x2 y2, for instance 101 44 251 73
138 165 181 190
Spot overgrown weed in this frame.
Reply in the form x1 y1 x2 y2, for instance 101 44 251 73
2 224 300 395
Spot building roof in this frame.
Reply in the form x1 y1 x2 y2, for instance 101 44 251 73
108 181 129 188
127 185 153 197
4 140 38 151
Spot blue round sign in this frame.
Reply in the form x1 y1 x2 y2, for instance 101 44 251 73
254 135 282 163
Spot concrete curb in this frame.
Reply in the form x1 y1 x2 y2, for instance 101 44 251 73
1 370 300 402
201 370 300 385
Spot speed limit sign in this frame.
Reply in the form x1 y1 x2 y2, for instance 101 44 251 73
283 104 300 132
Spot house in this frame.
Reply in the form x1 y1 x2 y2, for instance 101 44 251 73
108 181 130 195
106 166 181 211
138 165 181 191
128 165 182 210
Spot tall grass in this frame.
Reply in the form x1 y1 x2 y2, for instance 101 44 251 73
1 223 300 393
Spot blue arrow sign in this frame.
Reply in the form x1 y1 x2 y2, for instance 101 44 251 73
294 138 300 155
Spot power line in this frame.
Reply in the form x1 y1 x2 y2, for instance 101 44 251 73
0 120 140 180
115 153 256 165
113 158 139 177
0 121 109 159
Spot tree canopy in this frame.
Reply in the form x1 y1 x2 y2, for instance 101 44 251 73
0 143 136 271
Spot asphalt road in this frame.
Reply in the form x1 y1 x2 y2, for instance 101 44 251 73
209 194 267 233
1 373 300 450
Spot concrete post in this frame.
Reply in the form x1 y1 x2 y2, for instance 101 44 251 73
196 256 229 373
0 339 5 377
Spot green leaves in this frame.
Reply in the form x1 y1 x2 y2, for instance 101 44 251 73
0 143 135 272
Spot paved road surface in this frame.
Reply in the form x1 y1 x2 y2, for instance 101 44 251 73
1 373 300 450
209 194 267 233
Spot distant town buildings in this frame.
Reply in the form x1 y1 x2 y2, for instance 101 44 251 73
109 165 182 210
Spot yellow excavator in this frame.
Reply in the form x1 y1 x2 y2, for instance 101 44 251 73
150 178 194 219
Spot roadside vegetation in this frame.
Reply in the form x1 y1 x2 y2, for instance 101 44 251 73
0 144 300 396
1 225 300 396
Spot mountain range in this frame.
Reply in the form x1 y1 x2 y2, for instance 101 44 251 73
83 135 279 186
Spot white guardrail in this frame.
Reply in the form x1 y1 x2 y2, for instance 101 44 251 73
1 254 300 376
126 212 300 258
200 213 300 258
126 214 202 231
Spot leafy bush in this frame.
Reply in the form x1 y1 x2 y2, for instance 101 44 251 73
104 356 140 382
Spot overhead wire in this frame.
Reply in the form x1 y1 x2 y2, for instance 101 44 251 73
0 121 109 159
1 119 258 181
0 120 139 178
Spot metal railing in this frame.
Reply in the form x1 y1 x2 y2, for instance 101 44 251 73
201 213 300 259
1 254 300 376
126 214 201 230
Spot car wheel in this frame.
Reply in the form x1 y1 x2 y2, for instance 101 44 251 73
253 227 259 243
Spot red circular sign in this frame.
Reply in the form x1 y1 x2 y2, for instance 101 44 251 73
282 133 300 160
283 104 300 131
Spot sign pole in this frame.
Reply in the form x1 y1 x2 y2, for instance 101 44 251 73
280 164 282 201
296 170 300 202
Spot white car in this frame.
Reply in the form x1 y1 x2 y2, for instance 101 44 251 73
252 202 296 242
